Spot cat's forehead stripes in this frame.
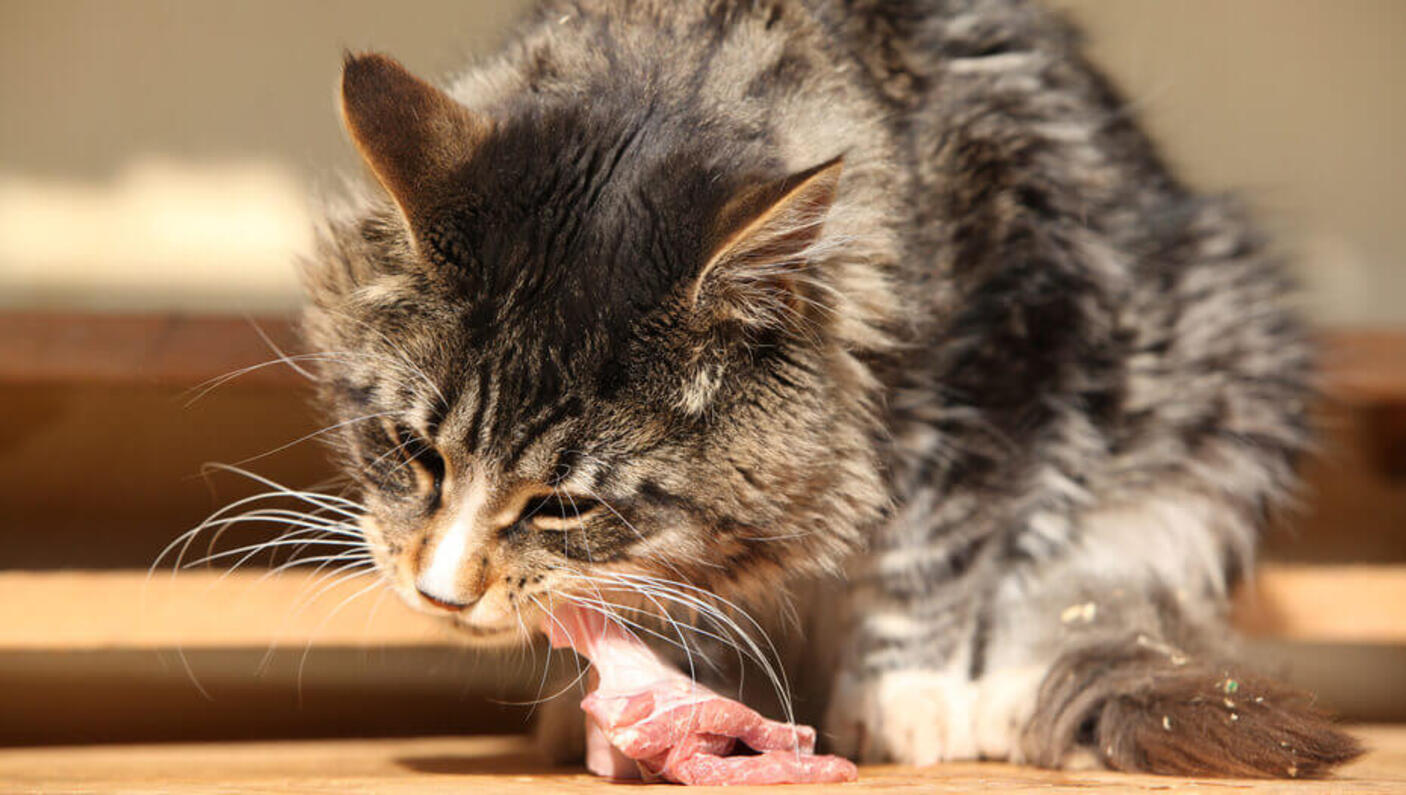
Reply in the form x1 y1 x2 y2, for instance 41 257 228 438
304 0 898 619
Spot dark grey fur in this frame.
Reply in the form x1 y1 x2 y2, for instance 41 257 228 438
299 0 1360 776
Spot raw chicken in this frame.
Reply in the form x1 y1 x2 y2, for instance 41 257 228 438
545 602 858 786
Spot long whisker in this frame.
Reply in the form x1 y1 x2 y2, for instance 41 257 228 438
291 559 380 614
559 590 722 677
195 464 367 516
296 576 384 698
220 411 396 470
195 509 362 538
181 538 366 570
211 525 363 579
246 314 315 381
530 593 586 691
560 582 740 662
153 465 367 579
253 557 378 675
182 350 393 406
550 571 704 694
327 309 448 408
259 551 375 582
592 571 795 726
196 511 361 562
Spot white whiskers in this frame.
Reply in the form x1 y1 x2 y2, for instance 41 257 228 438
150 465 379 701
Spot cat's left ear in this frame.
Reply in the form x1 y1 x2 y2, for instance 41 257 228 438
689 156 843 325
340 52 485 230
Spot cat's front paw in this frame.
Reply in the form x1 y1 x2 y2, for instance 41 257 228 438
825 668 967 766
826 666 1046 766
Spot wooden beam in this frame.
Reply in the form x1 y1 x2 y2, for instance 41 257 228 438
1 565 1402 651
2 312 1404 403
0 312 301 387
1232 565 1406 644
1322 328 1406 405
0 570 456 650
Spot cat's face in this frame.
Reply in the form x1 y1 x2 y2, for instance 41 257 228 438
301 54 884 644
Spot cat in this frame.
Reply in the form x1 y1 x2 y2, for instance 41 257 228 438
297 0 1362 778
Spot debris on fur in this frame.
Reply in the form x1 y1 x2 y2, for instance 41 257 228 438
1023 641 1365 778
545 602 858 785
1060 601 1099 624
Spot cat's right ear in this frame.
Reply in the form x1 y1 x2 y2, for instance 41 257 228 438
687 156 844 327
340 52 485 227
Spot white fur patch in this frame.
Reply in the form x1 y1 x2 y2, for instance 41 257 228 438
972 666 1046 763
1073 492 1243 602
826 662 1045 765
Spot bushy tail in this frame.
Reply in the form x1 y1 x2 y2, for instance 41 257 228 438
1022 640 1364 778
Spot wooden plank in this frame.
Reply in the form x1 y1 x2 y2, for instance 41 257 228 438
1323 328 1406 405
0 727 1402 792
1 312 1403 402
0 312 301 387
0 570 455 650
1232 565 1406 644
1 565 1402 651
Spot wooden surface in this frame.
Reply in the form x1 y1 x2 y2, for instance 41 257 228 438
0 726 1403 793
4 565 1403 651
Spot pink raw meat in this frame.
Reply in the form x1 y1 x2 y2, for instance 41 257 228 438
545 602 857 786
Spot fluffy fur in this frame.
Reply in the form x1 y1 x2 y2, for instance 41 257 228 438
298 0 1361 777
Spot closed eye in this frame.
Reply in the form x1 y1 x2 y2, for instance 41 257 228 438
408 441 446 504
389 423 445 507
518 493 601 528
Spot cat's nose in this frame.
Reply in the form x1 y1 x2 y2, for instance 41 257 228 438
415 584 478 612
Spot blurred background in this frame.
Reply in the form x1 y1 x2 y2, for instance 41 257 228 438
1 0 1403 748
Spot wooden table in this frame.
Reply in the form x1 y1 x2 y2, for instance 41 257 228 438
2 726 1404 793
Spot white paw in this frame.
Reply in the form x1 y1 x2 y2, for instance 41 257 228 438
824 666 1044 766
825 668 970 765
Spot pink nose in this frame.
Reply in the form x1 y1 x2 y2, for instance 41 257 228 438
415 586 476 611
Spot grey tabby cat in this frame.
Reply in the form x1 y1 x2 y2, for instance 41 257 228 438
301 0 1360 777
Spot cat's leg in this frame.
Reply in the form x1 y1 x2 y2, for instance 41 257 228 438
826 490 1362 776
823 485 1008 765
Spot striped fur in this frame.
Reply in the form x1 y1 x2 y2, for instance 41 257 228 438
300 0 1359 777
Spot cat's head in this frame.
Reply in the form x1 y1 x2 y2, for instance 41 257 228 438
301 53 887 644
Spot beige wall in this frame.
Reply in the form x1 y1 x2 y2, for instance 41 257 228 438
1055 0 1406 324
0 0 533 311
2 0 1403 322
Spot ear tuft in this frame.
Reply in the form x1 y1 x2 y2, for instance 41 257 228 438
340 52 484 222
689 156 844 324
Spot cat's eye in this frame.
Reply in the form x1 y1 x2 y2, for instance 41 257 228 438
384 422 446 507
409 441 446 502
517 493 601 528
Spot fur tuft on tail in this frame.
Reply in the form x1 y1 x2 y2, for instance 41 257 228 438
1022 640 1364 778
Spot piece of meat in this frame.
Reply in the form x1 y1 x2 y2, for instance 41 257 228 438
545 602 858 785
